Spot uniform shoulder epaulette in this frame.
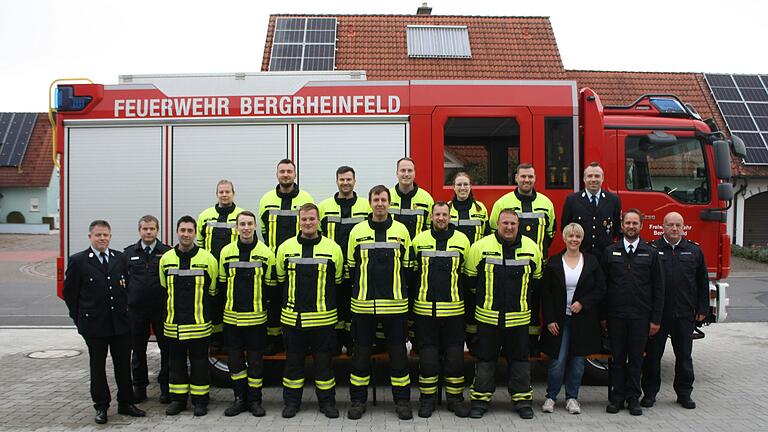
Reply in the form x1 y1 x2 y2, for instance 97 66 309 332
649 242 658 249
687 239 700 246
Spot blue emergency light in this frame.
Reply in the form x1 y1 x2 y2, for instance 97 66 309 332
55 86 92 111
649 97 687 116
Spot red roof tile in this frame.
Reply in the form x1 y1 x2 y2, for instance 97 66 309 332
0 114 54 188
262 14 567 80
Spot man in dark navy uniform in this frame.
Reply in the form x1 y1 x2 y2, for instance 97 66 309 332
561 162 622 257
63 220 146 424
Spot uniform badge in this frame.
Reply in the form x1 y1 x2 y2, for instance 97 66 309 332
526 226 532 232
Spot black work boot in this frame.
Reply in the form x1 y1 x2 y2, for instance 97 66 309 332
395 400 413 420
418 397 436 418
224 397 248 416
347 401 366 419
282 404 299 418
447 397 470 418
319 401 339 419
469 401 489 419
165 400 187 416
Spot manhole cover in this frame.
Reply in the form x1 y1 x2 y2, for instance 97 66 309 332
27 350 81 359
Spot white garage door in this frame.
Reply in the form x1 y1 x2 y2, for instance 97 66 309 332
297 123 409 201
66 126 163 257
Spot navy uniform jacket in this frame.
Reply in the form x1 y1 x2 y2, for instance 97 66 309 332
561 189 621 255
652 237 709 319
123 240 172 315
63 248 130 337
601 239 665 324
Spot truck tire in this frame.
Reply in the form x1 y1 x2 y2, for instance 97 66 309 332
209 354 232 388
582 357 609 385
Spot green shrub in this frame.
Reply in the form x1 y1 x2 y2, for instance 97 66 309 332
732 245 768 263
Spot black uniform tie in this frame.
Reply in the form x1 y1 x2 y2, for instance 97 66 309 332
590 194 598 208
100 252 109 272
627 244 634 255
144 246 152 256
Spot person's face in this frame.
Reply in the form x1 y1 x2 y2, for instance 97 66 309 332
583 166 604 194
217 183 234 206
177 222 196 248
622 212 642 241
396 160 415 187
663 214 684 244
497 212 519 242
515 167 536 194
453 175 471 201
89 226 112 252
564 230 583 252
277 163 296 187
138 220 158 245
237 216 256 241
370 192 390 218
299 209 319 237
336 171 356 195
431 205 450 231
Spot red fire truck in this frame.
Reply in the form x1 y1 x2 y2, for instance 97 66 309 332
51 72 744 380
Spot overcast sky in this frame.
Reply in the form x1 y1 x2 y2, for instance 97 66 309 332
1 0 765 112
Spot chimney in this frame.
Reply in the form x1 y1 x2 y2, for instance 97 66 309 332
416 2 432 15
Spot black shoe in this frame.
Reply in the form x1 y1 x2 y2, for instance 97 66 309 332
250 401 266 417
282 404 299 418
166 400 187 416
418 398 435 418
94 409 108 424
469 402 488 419
516 405 534 419
348 401 366 419
395 400 413 420
118 404 146 417
606 402 622 414
447 400 470 418
193 403 208 417
320 402 339 419
132 386 147 403
640 395 656 408
224 398 248 417
677 397 696 409
159 385 171 404
627 399 643 416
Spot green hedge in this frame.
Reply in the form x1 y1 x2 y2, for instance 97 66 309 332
732 245 768 264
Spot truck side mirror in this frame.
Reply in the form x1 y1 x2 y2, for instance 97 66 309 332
717 183 734 201
713 140 732 180
730 135 747 159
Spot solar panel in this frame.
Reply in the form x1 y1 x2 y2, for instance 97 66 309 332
269 17 337 72
0 112 37 167
705 73 768 165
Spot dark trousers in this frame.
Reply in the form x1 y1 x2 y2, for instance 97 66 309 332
128 308 169 389
266 289 283 348
470 323 532 405
335 279 353 352
642 316 696 399
283 325 337 406
608 317 649 404
349 313 410 403
83 334 133 410
225 324 266 402
416 315 465 401
168 337 210 405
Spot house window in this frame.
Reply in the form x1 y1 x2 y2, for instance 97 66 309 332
406 26 472 59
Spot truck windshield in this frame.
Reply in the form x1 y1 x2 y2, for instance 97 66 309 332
625 136 710 204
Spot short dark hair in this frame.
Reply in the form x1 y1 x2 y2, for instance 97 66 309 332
236 210 257 224
216 179 235 193
298 203 319 218
516 163 534 174
89 220 111 232
368 184 391 201
497 208 520 222
432 201 450 212
583 161 603 176
176 215 197 231
336 166 355 178
277 158 296 170
396 157 415 169
137 215 158 229
622 208 644 222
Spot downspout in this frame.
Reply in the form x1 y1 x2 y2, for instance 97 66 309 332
732 177 748 244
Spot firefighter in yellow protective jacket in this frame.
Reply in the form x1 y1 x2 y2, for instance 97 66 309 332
160 216 219 417
346 185 413 421
217 211 276 418
276 203 344 419
196 180 246 336
410 201 471 418
318 166 371 353
489 164 555 355
258 159 314 352
465 209 542 420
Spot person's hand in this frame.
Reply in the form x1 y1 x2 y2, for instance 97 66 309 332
696 314 706 322
547 322 559 336
649 322 661 337
570 301 583 314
